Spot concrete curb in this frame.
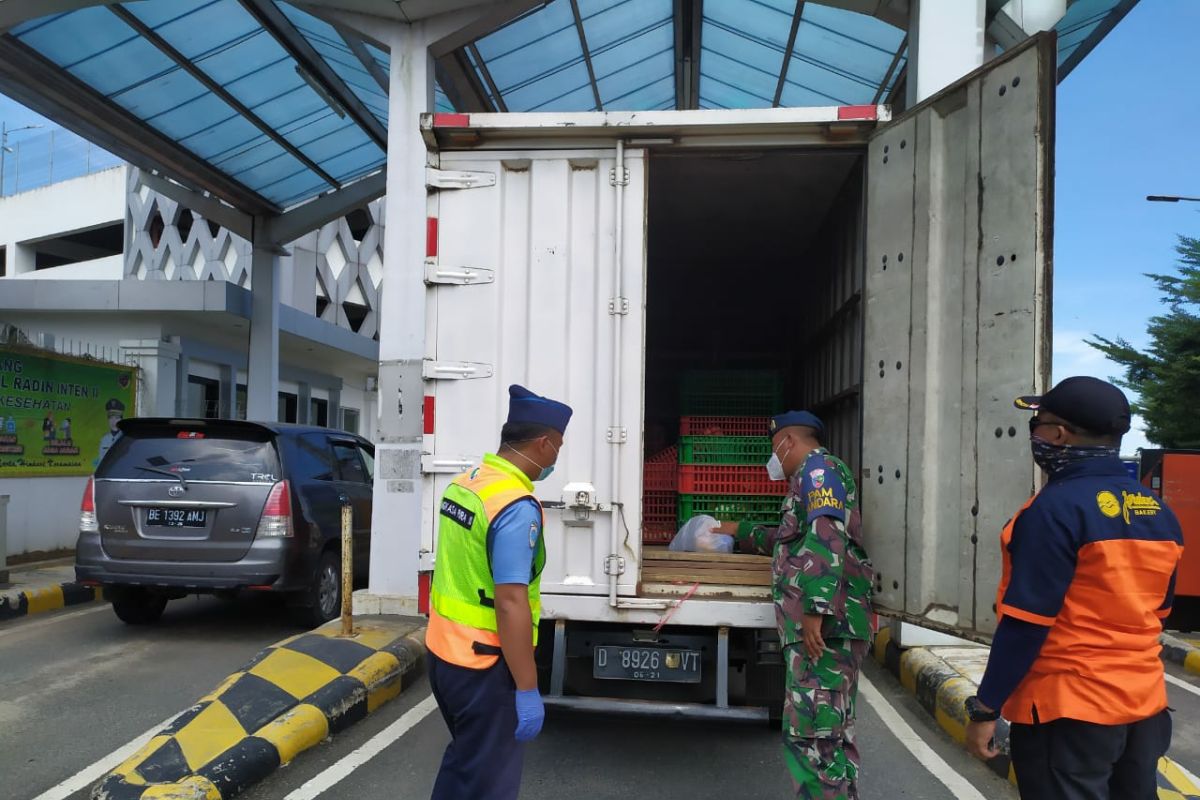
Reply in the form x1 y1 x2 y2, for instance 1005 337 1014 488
1162 633 1200 676
91 617 427 800
0 580 100 622
872 627 1200 798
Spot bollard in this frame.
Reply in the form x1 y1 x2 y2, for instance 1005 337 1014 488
340 503 353 636
0 494 8 586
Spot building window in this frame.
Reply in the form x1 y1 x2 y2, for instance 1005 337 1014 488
310 397 329 427
341 408 360 435
186 376 220 419
278 392 298 423
236 384 247 420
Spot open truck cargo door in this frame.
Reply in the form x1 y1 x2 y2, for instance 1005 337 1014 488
425 146 648 599
862 34 1054 638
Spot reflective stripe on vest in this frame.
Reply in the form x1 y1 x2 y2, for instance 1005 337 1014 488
428 454 545 669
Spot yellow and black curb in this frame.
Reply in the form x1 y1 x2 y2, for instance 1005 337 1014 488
92 616 427 800
872 626 1200 799
0 580 100 622
1162 633 1200 677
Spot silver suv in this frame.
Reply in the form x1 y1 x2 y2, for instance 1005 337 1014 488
75 418 373 626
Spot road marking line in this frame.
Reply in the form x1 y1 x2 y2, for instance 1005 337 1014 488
858 674 989 800
1166 671 1200 699
284 694 439 800
30 711 180 800
1175 759 1200 789
0 603 107 639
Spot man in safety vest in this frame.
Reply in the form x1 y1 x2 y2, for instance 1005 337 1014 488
427 384 572 800
965 377 1183 799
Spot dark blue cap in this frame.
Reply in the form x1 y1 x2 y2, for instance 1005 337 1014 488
507 384 573 435
768 411 824 437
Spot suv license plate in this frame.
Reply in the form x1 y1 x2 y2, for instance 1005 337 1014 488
146 508 207 528
593 646 702 683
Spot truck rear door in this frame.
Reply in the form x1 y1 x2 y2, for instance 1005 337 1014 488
425 146 648 598
862 35 1055 637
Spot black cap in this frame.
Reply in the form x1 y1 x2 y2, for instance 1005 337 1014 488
105 398 126 414
1014 376 1131 436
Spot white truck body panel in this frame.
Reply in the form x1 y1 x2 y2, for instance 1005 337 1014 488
420 35 1053 641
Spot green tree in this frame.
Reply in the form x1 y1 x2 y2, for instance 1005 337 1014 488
1089 235 1200 448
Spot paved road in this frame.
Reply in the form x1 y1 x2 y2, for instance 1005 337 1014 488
0 594 299 800
1165 659 1200 785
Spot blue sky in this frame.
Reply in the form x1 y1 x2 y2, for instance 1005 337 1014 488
2 0 1197 450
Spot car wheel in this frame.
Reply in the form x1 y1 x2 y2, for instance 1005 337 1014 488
109 587 168 625
298 551 341 628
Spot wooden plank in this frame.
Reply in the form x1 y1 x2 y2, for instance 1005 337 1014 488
641 567 772 587
641 548 771 566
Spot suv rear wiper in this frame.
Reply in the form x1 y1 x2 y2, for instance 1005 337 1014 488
134 465 188 488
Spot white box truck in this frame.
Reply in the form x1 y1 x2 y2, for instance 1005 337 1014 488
412 35 1052 720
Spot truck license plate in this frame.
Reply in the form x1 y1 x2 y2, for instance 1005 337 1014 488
593 646 701 683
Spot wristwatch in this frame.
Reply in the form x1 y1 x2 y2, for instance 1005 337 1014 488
965 696 1000 723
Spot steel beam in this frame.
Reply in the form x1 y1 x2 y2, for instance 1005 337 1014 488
568 0 603 111
0 35 278 216
238 0 389 151
468 44 508 112
429 0 548 58
264 170 385 245
109 4 342 192
435 53 494 112
1058 0 1139 82
138 170 255 241
772 1 804 107
871 35 907 105
339 30 391 93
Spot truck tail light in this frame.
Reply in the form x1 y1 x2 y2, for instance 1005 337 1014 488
256 480 294 538
80 476 98 533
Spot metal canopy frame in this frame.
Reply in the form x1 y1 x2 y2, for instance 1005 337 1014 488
1057 0 1139 81
772 1 805 108
238 0 389 150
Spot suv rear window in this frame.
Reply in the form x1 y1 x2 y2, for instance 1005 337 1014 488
98 425 280 483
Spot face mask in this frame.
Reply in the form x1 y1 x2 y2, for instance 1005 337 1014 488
1030 436 1118 475
510 439 560 482
766 442 792 482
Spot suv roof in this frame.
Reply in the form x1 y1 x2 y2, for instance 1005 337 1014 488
116 418 371 442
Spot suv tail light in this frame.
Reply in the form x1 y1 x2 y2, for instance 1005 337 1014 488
256 480 294 538
80 476 98 533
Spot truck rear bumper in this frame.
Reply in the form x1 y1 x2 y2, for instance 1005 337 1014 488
544 694 768 723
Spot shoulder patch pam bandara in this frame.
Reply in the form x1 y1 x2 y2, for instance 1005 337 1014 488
529 521 539 549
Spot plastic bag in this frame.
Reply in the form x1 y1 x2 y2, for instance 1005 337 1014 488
669 514 733 554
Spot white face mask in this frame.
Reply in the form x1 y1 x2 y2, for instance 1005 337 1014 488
766 441 792 482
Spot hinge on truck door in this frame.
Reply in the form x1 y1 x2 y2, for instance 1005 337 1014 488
608 166 629 187
425 167 496 190
424 259 495 285
606 426 628 444
608 296 629 315
422 360 494 380
604 555 626 576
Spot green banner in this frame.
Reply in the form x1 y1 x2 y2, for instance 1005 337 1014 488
0 346 138 477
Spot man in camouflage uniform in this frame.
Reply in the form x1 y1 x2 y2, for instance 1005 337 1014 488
718 411 874 799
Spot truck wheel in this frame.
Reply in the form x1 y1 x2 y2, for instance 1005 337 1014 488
109 588 168 625
296 551 340 628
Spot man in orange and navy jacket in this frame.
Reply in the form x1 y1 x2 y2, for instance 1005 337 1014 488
965 376 1183 799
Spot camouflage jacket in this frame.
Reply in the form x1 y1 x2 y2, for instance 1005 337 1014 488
736 448 874 645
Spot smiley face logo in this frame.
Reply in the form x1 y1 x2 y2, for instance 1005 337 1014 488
1097 491 1121 519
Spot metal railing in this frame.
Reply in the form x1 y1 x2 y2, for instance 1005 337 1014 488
1 126 122 197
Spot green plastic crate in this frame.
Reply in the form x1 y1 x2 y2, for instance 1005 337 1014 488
679 436 772 465
678 493 783 525
680 370 784 416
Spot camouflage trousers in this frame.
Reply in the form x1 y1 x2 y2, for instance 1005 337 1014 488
782 638 869 800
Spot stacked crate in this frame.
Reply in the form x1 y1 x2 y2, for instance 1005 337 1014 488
675 370 787 534
642 446 679 544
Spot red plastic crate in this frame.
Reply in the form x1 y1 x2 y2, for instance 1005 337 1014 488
643 446 678 491
679 417 770 437
678 464 788 496
643 489 678 544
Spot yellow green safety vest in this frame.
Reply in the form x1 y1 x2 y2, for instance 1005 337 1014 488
430 453 546 655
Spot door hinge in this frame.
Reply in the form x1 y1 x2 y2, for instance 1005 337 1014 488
422 455 477 474
606 426 628 444
604 555 626 576
609 167 629 187
424 259 495 285
422 360 494 380
608 296 629 315
426 167 497 190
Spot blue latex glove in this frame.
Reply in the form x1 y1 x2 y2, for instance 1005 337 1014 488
514 688 545 742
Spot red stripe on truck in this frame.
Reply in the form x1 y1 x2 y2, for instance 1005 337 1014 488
837 105 878 121
426 218 438 258
424 396 436 435
418 572 431 615
433 113 470 128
